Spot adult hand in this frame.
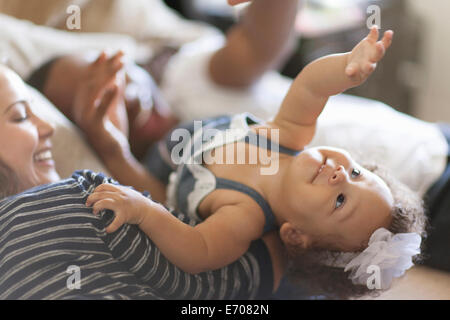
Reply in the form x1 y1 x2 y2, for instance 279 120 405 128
73 51 131 160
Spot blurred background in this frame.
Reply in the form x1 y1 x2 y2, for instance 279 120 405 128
164 0 450 123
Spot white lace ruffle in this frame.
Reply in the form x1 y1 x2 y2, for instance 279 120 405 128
322 228 421 290
345 228 421 289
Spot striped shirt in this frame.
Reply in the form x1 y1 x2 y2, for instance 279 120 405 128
0 170 273 300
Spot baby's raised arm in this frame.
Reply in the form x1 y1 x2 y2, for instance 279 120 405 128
272 27 393 150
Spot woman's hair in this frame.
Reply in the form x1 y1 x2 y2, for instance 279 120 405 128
0 158 21 200
284 163 428 300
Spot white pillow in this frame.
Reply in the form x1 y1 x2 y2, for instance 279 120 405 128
28 85 110 179
0 13 137 80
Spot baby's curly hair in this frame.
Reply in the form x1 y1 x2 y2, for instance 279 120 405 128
284 163 428 300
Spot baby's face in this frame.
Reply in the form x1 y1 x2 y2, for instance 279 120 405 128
284 146 394 251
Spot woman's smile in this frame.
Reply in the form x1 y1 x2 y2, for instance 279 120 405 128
33 147 55 167
0 65 60 189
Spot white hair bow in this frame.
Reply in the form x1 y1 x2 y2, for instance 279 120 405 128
323 228 422 290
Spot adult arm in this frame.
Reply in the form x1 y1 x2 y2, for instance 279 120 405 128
209 0 300 87
71 51 168 203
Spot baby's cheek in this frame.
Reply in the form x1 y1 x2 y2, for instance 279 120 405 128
343 223 374 251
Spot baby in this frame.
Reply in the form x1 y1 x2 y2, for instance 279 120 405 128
87 27 425 295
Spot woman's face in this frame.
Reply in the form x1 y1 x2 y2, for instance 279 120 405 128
0 66 60 191
283 146 394 251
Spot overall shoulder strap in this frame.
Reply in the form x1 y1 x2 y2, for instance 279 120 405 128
215 177 277 234
244 130 302 156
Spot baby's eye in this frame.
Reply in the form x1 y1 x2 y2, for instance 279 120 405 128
335 194 345 209
351 168 361 179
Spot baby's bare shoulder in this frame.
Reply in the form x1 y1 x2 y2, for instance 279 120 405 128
200 190 266 234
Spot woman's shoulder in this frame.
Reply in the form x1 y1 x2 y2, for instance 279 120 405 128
0 170 116 210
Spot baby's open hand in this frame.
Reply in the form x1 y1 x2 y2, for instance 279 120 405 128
345 26 393 85
86 183 154 233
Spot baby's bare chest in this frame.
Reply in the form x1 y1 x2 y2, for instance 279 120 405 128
196 148 267 220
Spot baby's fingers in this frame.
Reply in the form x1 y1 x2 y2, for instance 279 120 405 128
371 42 386 62
105 214 126 233
363 62 376 75
94 183 121 193
91 198 116 215
86 191 119 207
367 26 380 42
371 30 393 63
345 62 359 77
381 30 394 50
91 198 126 233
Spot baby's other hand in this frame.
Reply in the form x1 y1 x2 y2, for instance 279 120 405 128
86 183 154 233
345 26 393 85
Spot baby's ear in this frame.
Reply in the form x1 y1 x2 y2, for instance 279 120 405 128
279 222 312 249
